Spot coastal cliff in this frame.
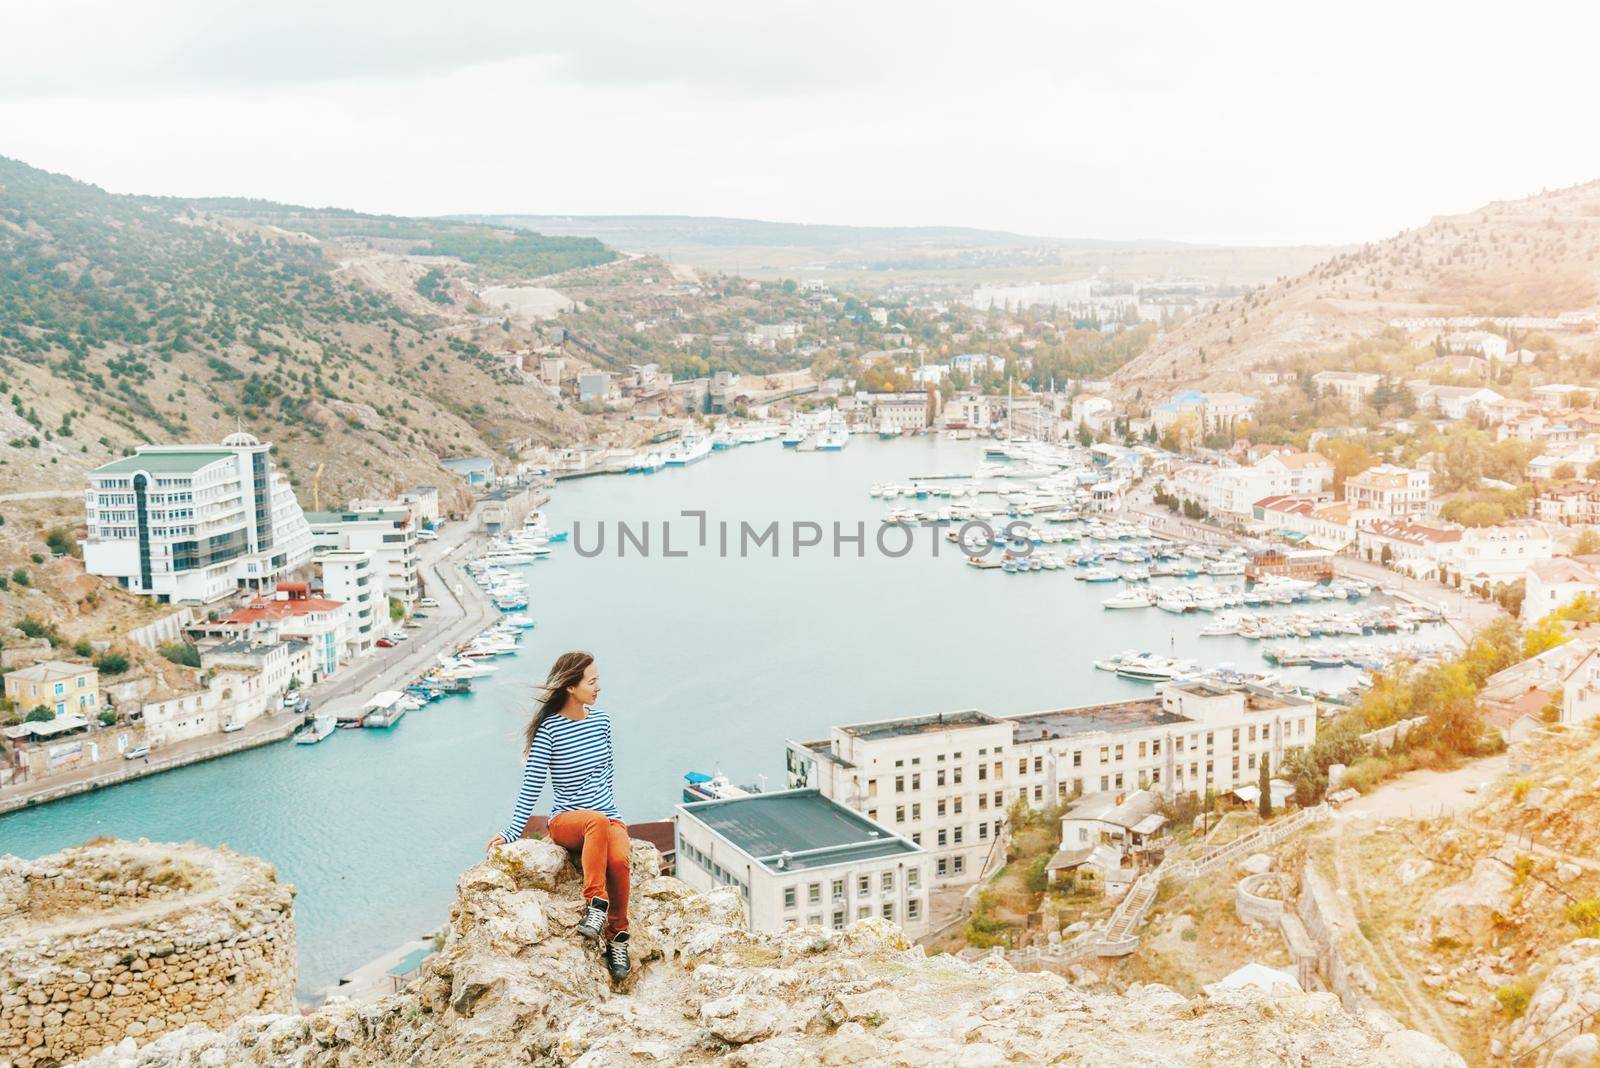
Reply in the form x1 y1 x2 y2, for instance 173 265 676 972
68 837 1467 1067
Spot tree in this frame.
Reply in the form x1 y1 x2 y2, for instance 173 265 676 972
25 705 55 722
390 597 405 622
97 709 118 726
1258 756 1273 819
94 652 129 675
1555 463 1577 481
1576 529 1600 556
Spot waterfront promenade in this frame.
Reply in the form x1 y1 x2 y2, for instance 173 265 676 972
0 513 497 814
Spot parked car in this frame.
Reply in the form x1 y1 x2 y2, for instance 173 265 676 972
417 530 438 542
376 638 396 648
281 690 301 708
124 746 150 760
403 620 423 629
412 611 430 619
222 722 244 734
419 598 440 608
389 630 409 642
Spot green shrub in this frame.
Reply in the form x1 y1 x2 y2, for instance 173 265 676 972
158 641 202 668
1565 899 1600 939
44 527 77 556
94 652 130 675
97 709 118 726
24 705 55 722
29 553 44 565
11 568 29 587
1496 977 1536 1018
73 639 93 658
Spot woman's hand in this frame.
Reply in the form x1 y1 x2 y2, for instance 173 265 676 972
485 834 506 857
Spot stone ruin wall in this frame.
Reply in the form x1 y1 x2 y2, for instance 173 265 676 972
0 840 296 1068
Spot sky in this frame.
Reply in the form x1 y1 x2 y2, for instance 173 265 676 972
3 0 1600 246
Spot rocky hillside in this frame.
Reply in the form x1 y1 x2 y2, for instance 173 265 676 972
0 157 607 503
79 837 1462 1067
1113 181 1600 401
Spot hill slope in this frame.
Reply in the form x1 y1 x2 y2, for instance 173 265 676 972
0 157 611 503
1113 181 1600 399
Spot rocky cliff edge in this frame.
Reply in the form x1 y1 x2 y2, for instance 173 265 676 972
77 838 1466 1067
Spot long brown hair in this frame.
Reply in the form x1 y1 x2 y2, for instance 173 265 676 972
525 651 594 752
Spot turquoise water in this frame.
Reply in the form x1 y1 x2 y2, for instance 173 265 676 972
0 437 1438 996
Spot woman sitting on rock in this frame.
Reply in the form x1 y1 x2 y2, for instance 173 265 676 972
486 650 631 981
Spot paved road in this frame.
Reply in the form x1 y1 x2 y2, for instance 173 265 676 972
308 520 496 711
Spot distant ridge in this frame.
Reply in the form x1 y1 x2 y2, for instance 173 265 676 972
447 213 1190 251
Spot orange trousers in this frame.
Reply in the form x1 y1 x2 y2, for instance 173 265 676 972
546 809 630 935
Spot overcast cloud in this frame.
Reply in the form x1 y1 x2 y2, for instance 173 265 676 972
2 0 1598 245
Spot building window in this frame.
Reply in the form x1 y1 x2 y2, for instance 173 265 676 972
992 791 1001 808
1100 776 1109 791
808 914 822 926
1033 756 1043 773
896 805 906 823
808 884 821 906
1248 753 1256 769
937 829 947 846
784 887 797 910
882 903 894 922
858 905 871 920
1017 758 1027 776
907 868 920 889
1114 744 1124 762
937 800 947 817
1138 741 1147 758
832 910 845 930
937 770 946 787
937 858 948 877
832 879 845 903
1032 785 1042 801
993 762 1002 779
978 765 988 781
978 794 988 810
953 826 964 844
912 803 921 820
858 875 870 897
882 872 894 892
953 797 963 814
979 822 988 840
911 833 922 845
953 767 963 784
911 773 921 790
953 857 965 875
895 775 905 792
907 899 921 921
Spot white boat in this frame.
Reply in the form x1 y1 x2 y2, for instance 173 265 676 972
1077 566 1118 582
480 549 537 566
877 418 902 439
502 614 536 629
1102 588 1155 609
666 432 713 465
1156 589 1196 613
781 425 806 447
295 716 337 745
437 656 497 678
815 425 849 451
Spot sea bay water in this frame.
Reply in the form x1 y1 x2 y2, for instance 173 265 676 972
0 437 1438 995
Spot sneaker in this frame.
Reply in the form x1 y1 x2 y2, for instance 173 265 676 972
576 897 608 942
605 932 631 981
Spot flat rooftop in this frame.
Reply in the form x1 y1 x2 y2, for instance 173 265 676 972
837 709 1003 742
681 789 919 873
1006 699 1189 743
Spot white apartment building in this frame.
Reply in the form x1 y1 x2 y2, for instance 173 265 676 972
307 506 419 605
674 790 927 937
787 682 1316 888
1169 464 1285 520
1344 464 1431 517
1253 451 1334 496
1523 557 1600 620
1312 371 1382 412
83 434 313 604
317 550 379 658
786 711 1012 885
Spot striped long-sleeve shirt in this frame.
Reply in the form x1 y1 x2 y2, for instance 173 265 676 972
501 707 620 842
